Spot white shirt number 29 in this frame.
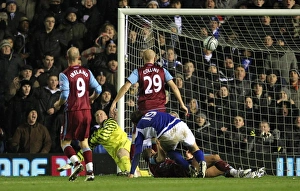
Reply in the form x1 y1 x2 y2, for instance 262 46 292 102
144 74 162 94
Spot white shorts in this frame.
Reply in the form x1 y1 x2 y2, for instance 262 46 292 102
158 121 196 151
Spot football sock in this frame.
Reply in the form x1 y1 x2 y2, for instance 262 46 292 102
193 150 205 162
82 148 93 165
168 150 190 169
63 145 79 165
214 160 231 172
117 156 131 172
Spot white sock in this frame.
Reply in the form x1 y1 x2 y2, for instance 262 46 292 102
70 155 79 165
86 162 93 172
230 169 237 176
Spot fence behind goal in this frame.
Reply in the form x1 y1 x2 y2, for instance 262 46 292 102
117 9 300 176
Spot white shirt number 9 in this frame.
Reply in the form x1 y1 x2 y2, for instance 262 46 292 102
77 77 86 97
144 74 162 94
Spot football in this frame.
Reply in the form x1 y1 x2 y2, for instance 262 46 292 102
203 36 218 51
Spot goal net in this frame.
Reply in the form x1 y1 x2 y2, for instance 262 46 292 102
117 8 300 176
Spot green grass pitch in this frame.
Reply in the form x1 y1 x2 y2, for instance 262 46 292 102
1 175 299 191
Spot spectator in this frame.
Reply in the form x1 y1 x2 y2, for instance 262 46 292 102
29 13 68 71
250 80 270 122
240 49 255 80
207 84 238 125
154 31 167 58
80 0 103 50
264 35 298 83
136 23 155 50
91 89 113 126
146 0 159 8
8 64 38 100
11 0 37 21
104 53 118 88
230 115 256 154
13 16 31 65
4 79 38 139
255 67 267 84
169 0 183 34
159 0 170 7
255 121 284 153
119 0 130 8
275 88 299 128
218 55 235 82
193 112 218 153
81 32 110 61
183 61 199 100
288 69 300 109
33 53 60 87
185 98 200 126
0 38 23 103
265 69 284 101
98 22 118 42
0 11 13 40
127 28 142 65
5 0 26 34
9 107 52 153
215 0 238 8
246 0 273 9
33 74 62 153
199 63 222 104
88 38 117 76
160 47 182 76
95 70 117 99
31 0 65 32
57 7 88 52
241 96 261 128
227 65 252 103
282 0 299 8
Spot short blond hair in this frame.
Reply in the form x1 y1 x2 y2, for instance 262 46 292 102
143 49 156 63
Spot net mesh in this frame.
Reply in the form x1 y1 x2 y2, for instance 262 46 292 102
120 10 300 175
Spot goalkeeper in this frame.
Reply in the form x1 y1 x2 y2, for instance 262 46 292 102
57 110 131 176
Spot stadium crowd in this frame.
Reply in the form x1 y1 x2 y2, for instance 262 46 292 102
0 0 299 168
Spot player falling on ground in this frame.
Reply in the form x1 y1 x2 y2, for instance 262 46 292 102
142 139 266 178
57 110 132 176
130 110 207 178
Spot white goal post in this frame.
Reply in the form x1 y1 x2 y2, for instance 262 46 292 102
117 8 300 176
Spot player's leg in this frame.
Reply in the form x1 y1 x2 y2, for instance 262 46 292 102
116 148 131 176
57 149 84 172
183 124 206 178
116 138 132 174
77 110 94 181
80 138 94 181
61 112 84 181
210 154 252 178
61 139 84 181
187 143 206 178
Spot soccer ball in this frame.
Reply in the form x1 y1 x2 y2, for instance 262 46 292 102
203 36 218 51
